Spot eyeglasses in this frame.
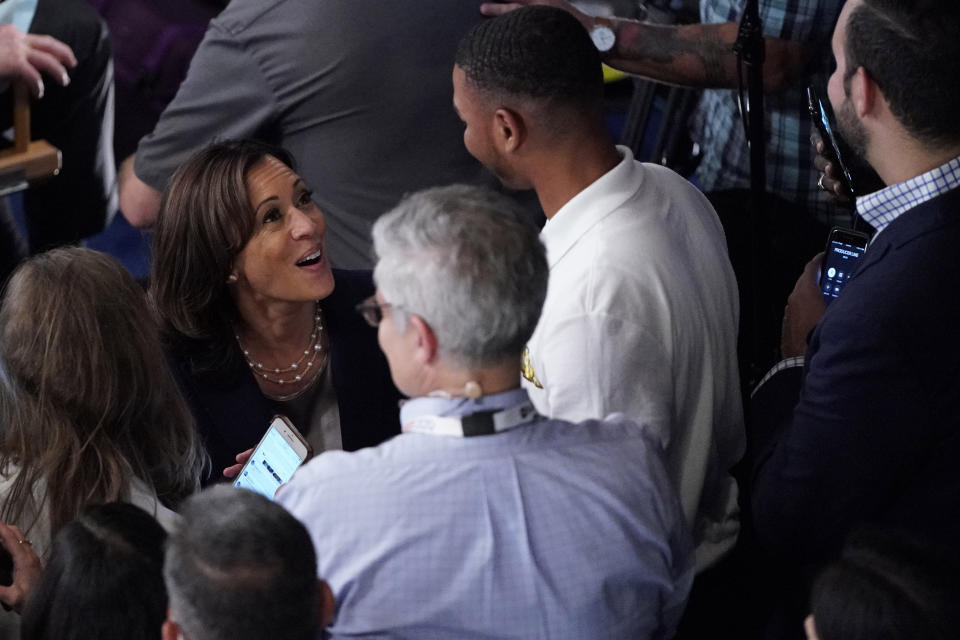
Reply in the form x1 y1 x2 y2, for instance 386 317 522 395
355 296 394 327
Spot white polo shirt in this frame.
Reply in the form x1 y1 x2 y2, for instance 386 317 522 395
522 146 744 570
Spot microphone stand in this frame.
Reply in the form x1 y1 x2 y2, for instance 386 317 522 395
732 0 766 384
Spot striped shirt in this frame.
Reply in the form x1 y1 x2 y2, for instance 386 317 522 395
690 0 846 225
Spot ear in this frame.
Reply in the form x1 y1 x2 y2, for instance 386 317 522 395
803 614 820 640
849 65 875 119
493 107 526 153
161 616 181 640
317 579 336 628
409 314 439 366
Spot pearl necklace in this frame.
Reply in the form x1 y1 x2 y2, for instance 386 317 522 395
235 304 325 386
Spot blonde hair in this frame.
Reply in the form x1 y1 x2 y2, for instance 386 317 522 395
0 248 207 536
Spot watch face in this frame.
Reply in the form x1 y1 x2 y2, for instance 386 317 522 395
590 25 615 52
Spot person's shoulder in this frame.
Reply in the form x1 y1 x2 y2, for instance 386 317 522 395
277 436 410 502
531 414 665 461
525 416 682 514
633 161 718 212
212 0 291 36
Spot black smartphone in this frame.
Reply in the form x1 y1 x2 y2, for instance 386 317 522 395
0 545 12 588
807 86 856 200
820 226 870 304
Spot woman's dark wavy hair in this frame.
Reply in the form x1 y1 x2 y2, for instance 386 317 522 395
20 503 168 640
149 139 295 375
809 528 960 640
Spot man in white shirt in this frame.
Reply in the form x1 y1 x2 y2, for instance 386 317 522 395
453 6 743 570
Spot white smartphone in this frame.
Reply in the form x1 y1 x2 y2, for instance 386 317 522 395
233 415 311 499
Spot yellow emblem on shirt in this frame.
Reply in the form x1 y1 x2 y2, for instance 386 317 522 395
521 346 543 389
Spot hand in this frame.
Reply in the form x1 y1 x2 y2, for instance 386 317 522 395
811 127 853 203
781 253 827 359
223 448 254 479
0 522 43 613
0 23 77 99
480 0 592 29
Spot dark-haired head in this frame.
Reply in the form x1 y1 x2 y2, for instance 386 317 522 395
163 486 331 640
455 6 603 116
806 528 960 640
150 139 296 373
20 503 168 640
843 0 960 148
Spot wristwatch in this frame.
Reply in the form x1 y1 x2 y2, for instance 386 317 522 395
589 19 616 54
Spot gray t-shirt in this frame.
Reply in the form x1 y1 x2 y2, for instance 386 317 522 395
135 0 489 268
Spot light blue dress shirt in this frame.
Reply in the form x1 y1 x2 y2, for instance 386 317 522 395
278 389 694 640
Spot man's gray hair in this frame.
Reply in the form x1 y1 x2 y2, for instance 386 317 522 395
372 184 548 368
163 486 320 640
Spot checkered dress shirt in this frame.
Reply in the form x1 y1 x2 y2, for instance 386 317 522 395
857 154 960 241
690 0 846 225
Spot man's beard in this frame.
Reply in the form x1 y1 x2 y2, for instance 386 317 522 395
836 94 868 160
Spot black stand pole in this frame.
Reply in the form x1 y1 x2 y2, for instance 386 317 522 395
733 0 766 383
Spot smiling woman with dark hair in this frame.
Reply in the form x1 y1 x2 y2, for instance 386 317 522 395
150 140 400 482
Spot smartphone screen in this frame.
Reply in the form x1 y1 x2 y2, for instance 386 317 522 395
234 416 309 499
820 227 870 304
807 86 856 199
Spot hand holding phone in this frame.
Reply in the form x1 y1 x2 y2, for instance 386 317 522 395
233 415 311 499
223 448 254 479
808 86 856 201
819 226 870 304
0 521 43 613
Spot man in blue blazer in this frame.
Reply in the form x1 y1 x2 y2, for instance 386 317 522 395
750 0 960 591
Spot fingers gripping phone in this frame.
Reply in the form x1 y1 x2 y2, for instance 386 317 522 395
820 226 870 304
233 415 311 499
808 86 856 200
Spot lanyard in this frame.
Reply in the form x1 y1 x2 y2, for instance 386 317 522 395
402 401 539 437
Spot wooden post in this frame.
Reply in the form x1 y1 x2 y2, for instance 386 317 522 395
13 82 30 154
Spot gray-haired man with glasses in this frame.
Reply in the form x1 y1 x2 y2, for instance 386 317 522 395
278 184 693 639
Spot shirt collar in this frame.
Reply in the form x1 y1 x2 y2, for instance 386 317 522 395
399 388 532 425
541 145 639 268
857 154 960 240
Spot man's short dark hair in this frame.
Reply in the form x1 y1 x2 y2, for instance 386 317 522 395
810 529 960 640
20 503 168 640
164 487 320 640
455 6 603 110
846 0 960 147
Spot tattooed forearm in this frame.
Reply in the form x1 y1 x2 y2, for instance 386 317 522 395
614 22 740 88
